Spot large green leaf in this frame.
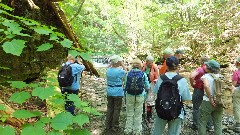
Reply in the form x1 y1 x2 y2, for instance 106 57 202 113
21 125 46 135
36 43 53 51
67 94 81 102
68 50 80 57
2 39 26 56
40 117 51 124
2 20 22 34
49 33 59 41
73 114 89 127
50 112 73 130
60 38 73 48
0 126 15 135
33 26 52 35
32 87 55 100
9 92 31 104
13 110 42 119
8 81 28 88
82 107 102 116
79 52 91 62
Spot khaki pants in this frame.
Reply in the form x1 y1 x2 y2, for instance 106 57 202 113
125 94 144 134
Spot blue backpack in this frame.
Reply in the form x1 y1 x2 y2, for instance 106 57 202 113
125 70 144 95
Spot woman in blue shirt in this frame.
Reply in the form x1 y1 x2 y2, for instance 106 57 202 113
105 55 127 132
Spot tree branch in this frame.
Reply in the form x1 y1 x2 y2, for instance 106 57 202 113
69 0 85 22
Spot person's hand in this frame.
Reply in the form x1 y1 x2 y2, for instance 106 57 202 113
210 97 217 107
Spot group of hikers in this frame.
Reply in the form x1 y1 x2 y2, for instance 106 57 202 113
57 49 240 135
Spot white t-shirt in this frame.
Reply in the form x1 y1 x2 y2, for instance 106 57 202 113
201 73 221 101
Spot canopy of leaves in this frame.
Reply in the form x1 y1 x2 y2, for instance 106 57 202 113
60 0 239 65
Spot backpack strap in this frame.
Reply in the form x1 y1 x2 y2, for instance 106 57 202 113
172 75 183 82
160 74 169 81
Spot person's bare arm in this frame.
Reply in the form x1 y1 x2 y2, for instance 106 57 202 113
189 70 199 87
121 61 127 71
202 78 217 107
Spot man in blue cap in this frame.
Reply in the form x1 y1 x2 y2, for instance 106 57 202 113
152 56 191 135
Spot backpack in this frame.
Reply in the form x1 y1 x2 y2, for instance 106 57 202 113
209 73 232 109
58 63 74 87
125 70 144 95
155 74 183 121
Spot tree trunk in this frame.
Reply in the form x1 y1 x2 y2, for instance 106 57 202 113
0 100 25 127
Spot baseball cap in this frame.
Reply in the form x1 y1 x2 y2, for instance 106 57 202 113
110 55 123 64
163 48 173 55
166 56 179 67
175 49 184 54
204 60 220 69
146 55 154 61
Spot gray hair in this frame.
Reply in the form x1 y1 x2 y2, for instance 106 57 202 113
146 55 154 61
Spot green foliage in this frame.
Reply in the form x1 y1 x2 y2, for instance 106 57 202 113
0 4 89 61
2 39 26 56
21 125 46 135
32 87 55 100
37 43 53 51
50 112 73 130
13 110 42 119
0 126 15 135
9 91 31 104
73 114 89 127
7 81 28 88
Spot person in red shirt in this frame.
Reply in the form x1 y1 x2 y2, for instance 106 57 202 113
189 55 212 130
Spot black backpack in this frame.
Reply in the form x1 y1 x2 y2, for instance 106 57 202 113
125 70 144 95
58 63 74 87
155 74 183 121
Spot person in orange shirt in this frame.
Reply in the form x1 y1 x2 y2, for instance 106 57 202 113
142 55 159 122
158 48 173 75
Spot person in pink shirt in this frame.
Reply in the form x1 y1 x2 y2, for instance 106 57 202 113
232 56 240 133
189 55 212 131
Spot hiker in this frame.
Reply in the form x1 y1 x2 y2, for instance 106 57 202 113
158 48 173 75
152 56 191 135
174 49 186 73
105 55 127 132
189 55 213 131
142 55 159 123
60 54 85 115
232 56 240 133
198 60 223 135
124 58 150 135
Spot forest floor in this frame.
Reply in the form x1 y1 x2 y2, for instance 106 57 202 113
81 69 238 135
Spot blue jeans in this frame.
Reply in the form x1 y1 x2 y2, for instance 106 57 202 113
61 88 79 115
152 117 182 135
192 88 212 128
